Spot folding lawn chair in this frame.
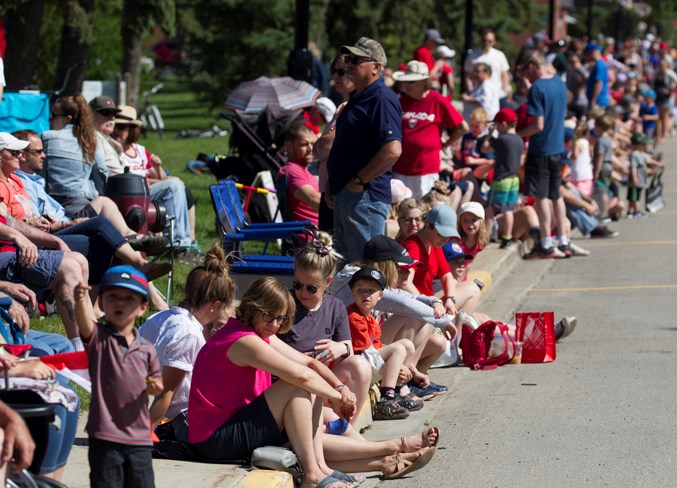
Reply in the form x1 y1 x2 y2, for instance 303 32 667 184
209 180 316 274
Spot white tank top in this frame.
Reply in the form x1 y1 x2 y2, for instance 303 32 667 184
571 138 593 182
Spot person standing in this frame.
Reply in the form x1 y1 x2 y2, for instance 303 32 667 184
517 53 571 258
392 60 467 199
413 29 446 82
463 29 512 104
461 62 501 122
584 43 609 111
327 37 402 263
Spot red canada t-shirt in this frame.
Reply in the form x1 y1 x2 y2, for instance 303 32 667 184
394 91 464 176
402 234 450 296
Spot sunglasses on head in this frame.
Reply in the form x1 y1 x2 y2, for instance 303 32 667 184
331 68 346 77
291 279 319 294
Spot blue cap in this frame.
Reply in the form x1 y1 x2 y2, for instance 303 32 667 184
643 88 656 100
442 242 473 261
425 204 460 239
100 265 148 300
584 42 601 53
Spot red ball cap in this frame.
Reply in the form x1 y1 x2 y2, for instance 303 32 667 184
493 107 517 124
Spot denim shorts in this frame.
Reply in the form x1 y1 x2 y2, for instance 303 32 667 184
0 250 64 300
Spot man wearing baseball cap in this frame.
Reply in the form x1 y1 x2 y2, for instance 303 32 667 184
402 204 460 316
327 37 402 264
486 107 523 249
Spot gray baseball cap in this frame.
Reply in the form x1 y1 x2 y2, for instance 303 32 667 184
425 29 445 44
341 37 387 66
426 204 460 239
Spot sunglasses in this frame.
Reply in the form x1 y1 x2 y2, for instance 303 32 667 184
331 68 346 77
98 110 118 117
291 279 320 294
49 113 66 119
115 124 132 130
23 148 45 155
259 310 290 325
345 54 375 65
4 149 22 157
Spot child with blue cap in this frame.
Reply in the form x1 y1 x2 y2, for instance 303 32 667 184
74 264 163 487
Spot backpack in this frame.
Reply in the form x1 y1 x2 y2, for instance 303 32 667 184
460 320 514 370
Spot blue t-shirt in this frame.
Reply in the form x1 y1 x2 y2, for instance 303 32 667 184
639 102 658 132
586 59 609 107
526 76 567 156
327 78 402 204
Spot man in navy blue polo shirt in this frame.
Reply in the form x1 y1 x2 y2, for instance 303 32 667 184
327 37 402 263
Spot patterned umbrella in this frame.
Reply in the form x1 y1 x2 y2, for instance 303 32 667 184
225 76 320 112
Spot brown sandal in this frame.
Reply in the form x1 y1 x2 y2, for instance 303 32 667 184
382 446 436 480
400 426 440 452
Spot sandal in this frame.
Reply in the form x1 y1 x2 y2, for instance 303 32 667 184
400 426 441 452
331 470 365 486
313 474 350 488
382 446 436 480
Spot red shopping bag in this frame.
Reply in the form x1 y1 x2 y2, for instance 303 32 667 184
515 312 556 363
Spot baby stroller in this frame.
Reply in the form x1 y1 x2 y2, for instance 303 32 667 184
206 104 304 223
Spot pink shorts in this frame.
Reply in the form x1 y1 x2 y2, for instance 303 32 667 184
571 180 593 198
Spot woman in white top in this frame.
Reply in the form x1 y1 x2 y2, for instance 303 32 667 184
139 244 235 433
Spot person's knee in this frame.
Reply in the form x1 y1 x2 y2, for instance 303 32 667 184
427 333 447 355
56 256 84 287
342 355 372 386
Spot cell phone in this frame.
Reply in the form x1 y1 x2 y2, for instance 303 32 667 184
314 350 329 360
474 279 484 290
41 214 55 224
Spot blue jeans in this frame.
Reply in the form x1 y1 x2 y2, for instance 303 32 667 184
332 188 389 264
27 330 74 357
56 216 127 284
565 187 598 236
150 179 192 247
41 391 79 474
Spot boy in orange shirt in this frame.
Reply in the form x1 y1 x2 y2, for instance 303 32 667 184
347 266 422 420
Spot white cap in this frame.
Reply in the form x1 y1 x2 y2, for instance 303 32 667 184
0 133 30 151
459 201 485 220
314 97 336 123
436 45 456 59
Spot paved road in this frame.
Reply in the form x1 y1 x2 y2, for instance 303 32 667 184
411 145 677 487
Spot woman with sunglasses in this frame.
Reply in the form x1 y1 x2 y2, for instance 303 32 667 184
140 244 235 439
189 276 437 484
43 95 149 240
278 232 371 426
314 54 355 232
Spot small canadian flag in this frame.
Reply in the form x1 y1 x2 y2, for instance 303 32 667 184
41 351 91 393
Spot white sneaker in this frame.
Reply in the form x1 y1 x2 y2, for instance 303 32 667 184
569 242 591 256
552 246 567 259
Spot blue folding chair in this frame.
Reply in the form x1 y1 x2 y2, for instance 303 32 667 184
209 180 315 274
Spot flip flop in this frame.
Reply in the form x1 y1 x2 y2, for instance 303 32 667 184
331 470 365 486
382 446 436 480
400 426 441 452
314 474 349 488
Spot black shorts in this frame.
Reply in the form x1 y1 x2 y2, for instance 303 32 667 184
627 187 643 202
189 392 287 462
524 154 563 199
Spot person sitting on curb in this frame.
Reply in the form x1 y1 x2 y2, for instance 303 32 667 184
347 267 421 420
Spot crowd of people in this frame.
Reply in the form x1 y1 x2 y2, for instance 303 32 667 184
0 26 674 488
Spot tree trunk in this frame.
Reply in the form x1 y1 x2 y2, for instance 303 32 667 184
54 0 95 96
4 0 45 91
121 1 143 106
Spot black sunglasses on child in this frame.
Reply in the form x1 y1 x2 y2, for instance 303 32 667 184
291 280 319 295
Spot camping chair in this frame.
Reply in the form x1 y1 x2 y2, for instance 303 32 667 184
209 181 315 274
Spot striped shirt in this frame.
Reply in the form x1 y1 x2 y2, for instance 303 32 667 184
85 322 161 445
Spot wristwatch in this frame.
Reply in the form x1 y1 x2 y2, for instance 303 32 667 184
444 295 456 304
352 175 366 186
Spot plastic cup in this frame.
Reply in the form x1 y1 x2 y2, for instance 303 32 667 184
510 341 523 364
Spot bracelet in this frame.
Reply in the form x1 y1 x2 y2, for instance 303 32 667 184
444 296 456 304
431 297 443 305
341 342 350 359
334 384 349 391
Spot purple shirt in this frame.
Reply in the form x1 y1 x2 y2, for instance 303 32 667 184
85 322 161 446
